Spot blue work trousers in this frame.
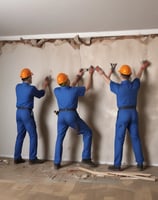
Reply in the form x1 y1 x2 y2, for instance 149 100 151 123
14 109 37 160
54 111 92 164
114 109 144 167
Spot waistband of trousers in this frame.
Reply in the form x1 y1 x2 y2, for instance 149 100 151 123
17 106 32 110
118 105 136 110
59 108 76 112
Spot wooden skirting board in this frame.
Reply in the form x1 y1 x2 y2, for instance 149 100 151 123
77 167 157 182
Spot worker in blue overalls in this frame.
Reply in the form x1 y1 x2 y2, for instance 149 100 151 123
14 68 50 164
96 60 150 171
53 66 96 169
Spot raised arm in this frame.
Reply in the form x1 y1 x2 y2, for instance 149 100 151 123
71 68 84 87
136 60 151 79
95 66 111 85
42 76 51 90
85 66 95 91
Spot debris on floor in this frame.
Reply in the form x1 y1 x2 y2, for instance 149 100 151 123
77 167 157 182
0 159 9 164
0 158 158 184
0 160 158 200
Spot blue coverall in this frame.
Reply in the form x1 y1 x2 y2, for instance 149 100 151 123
110 78 144 167
14 82 45 160
54 86 92 165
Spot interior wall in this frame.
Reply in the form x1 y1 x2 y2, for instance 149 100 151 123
0 35 158 166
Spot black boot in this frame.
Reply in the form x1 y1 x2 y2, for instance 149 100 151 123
29 158 45 165
82 159 97 167
108 165 121 171
137 164 144 171
14 158 26 164
54 163 61 170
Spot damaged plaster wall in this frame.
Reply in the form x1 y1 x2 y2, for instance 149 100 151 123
0 35 158 166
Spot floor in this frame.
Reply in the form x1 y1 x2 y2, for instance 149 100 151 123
0 158 158 200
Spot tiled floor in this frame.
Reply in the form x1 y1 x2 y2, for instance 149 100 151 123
0 158 158 200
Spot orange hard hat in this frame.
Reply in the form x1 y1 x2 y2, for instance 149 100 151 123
118 65 132 75
57 73 68 85
20 68 33 79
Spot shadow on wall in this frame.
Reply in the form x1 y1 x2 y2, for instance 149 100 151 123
38 83 54 160
75 76 101 163
83 92 101 162
137 70 151 166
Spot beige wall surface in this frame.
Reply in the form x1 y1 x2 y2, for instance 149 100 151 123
0 36 158 166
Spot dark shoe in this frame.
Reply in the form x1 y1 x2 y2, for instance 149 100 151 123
82 159 97 167
108 165 121 171
29 158 45 165
137 164 144 171
54 163 61 170
14 158 26 164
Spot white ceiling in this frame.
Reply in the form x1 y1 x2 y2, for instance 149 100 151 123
0 0 158 40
